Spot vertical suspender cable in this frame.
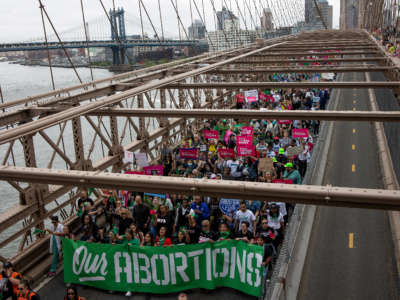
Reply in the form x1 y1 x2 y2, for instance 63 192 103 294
138 0 162 43
170 0 191 40
192 0 217 50
210 0 232 49
37 0 83 83
39 4 55 90
80 0 94 81
176 0 182 41
158 0 165 40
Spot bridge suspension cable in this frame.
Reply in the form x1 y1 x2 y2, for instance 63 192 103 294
37 0 83 83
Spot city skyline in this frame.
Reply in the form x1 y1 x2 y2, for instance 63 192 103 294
0 0 340 43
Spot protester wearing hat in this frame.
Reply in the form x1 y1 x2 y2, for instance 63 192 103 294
46 215 64 277
272 136 281 152
283 162 302 184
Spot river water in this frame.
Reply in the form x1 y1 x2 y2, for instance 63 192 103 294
0 62 113 258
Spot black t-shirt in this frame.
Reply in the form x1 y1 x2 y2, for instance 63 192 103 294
235 230 254 241
198 230 218 243
176 206 190 230
256 226 276 244
210 204 222 232
132 204 150 228
118 217 133 236
187 224 201 244
155 213 174 236
77 197 94 209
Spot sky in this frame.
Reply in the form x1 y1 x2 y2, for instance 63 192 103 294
0 0 341 43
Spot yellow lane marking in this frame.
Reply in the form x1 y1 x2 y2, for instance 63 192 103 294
352 164 356 172
352 144 356 150
353 129 356 134
349 233 354 248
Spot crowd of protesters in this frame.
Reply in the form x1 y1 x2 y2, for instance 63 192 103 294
1 71 331 299
63 77 329 297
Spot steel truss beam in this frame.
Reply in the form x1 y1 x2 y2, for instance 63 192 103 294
0 40 292 145
27 108 400 122
166 82 400 89
207 58 388 64
207 67 395 74
87 109 400 122
0 166 399 210
239 51 379 57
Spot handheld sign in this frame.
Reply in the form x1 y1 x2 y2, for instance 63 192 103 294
218 148 235 159
219 198 241 216
244 90 259 103
237 145 255 157
292 129 309 139
203 130 218 140
179 148 199 159
143 165 164 176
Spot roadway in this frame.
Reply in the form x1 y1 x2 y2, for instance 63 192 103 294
297 70 400 299
38 275 255 300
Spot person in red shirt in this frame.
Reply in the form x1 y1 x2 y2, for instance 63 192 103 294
155 227 172 247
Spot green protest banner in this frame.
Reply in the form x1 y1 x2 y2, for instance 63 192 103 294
63 238 264 297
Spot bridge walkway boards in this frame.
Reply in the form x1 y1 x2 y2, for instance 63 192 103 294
297 70 400 299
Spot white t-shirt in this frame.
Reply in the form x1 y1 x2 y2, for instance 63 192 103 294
49 223 64 252
235 209 256 231
267 213 284 230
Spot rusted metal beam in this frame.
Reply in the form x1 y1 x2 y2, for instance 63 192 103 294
208 58 388 64
0 41 289 145
81 109 400 122
165 82 400 89
207 67 395 74
242 51 379 57
0 166 399 210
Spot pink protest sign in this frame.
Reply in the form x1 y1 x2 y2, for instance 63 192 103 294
237 145 255 157
278 120 292 125
244 90 259 103
272 179 285 184
272 179 293 184
224 130 233 144
125 171 145 175
143 165 164 176
179 148 199 159
236 136 252 146
218 148 235 159
292 129 309 138
241 126 253 137
203 130 218 140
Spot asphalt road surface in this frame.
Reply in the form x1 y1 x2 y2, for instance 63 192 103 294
297 70 400 300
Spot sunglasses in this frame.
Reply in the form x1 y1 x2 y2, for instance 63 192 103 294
17 288 24 290
68 293 75 295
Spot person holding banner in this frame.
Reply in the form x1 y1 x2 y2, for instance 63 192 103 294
155 226 172 247
64 286 86 300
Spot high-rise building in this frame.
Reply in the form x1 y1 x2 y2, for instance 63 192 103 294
305 0 314 23
305 0 333 29
216 7 238 31
188 19 206 39
207 18 257 51
261 8 274 31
